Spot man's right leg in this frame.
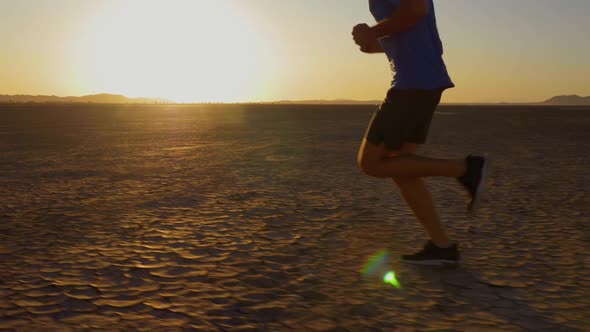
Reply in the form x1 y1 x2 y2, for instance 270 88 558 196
358 138 466 179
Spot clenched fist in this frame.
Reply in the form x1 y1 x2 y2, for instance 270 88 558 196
352 23 378 53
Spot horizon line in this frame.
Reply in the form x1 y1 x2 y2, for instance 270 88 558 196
1 92 589 106
0 101 584 107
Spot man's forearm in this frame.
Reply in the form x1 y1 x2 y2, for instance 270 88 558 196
370 0 428 39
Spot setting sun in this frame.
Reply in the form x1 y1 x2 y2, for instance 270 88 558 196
72 0 276 103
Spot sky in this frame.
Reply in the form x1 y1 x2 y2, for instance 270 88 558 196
0 0 589 103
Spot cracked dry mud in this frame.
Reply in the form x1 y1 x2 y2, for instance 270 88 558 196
1 104 589 331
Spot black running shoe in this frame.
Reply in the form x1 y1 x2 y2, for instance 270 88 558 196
401 241 459 266
457 154 489 215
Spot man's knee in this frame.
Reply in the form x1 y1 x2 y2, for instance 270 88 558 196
357 139 411 178
358 156 380 177
357 140 381 177
358 153 396 178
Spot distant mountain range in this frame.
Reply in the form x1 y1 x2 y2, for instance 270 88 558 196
0 93 589 105
0 93 171 104
541 95 590 105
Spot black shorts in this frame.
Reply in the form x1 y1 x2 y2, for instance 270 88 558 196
364 88 443 151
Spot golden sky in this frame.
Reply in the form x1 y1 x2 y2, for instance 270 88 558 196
1 0 589 103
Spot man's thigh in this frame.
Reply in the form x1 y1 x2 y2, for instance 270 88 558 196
358 138 418 166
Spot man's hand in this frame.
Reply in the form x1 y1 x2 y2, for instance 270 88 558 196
352 23 382 53
353 0 429 54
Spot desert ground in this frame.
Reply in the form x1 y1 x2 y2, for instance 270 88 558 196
1 103 588 331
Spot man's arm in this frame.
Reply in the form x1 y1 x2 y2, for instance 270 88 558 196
352 0 428 54
371 0 429 39
361 38 385 53
352 23 385 53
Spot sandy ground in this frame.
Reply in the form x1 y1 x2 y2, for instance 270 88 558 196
0 103 589 331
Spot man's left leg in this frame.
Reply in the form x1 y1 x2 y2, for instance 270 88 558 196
394 176 450 248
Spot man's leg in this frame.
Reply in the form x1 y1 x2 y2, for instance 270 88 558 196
394 176 450 248
383 143 451 248
358 138 466 179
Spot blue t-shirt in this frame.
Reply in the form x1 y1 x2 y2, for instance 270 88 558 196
369 0 454 90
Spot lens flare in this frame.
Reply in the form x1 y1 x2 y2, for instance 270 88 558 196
383 271 401 288
361 250 402 288
361 250 389 277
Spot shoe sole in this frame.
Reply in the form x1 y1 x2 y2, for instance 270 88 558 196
468 154 490 216
402 259 459 266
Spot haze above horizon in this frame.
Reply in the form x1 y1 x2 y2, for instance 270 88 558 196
1 0 589 104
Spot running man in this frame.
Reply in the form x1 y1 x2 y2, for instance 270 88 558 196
352 0 489 265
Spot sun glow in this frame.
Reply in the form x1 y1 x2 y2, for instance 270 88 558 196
73 0 275 103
